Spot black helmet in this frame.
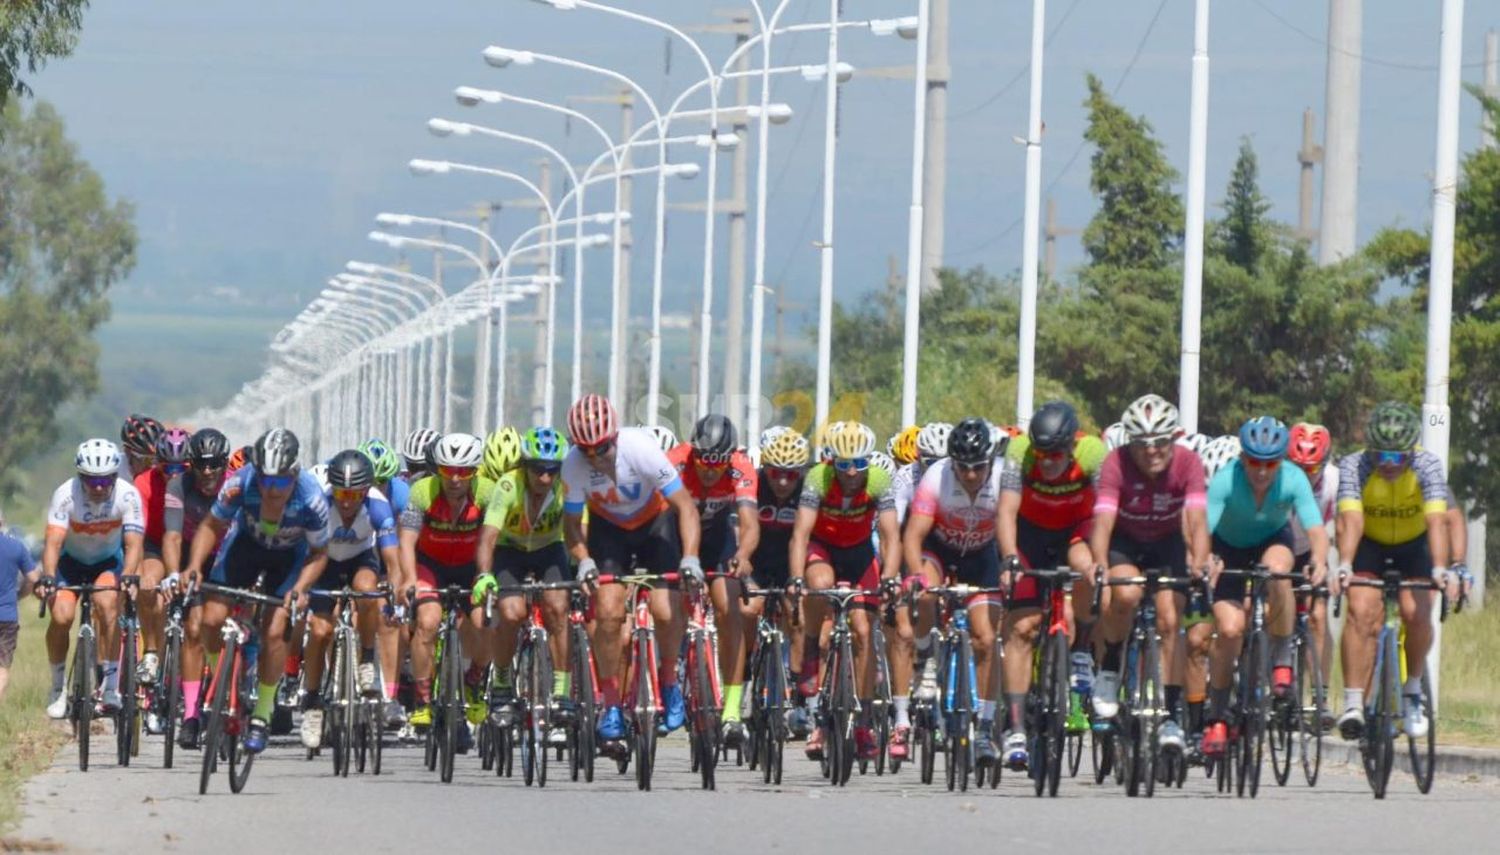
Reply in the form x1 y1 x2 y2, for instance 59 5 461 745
121 414 164 457
327 449 375 490
948 417 996 465
690 414 737 458
251 428 301 477
1029 401 1080 453
188 428 230 466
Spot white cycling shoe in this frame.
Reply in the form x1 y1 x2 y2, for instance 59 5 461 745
1091 671 1121 719
301 709 324 749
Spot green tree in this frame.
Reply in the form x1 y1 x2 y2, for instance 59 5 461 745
1 1 89 108
0 99 136 490
1214 138 1272 274
1080 73 1183 270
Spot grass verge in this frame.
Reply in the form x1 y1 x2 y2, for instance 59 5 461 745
1437 600 1500 747
0 616 68 831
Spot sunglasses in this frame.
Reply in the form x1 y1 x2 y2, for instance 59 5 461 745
193 459 227 473
766 466 802 481
955 460 991 474
695 452 732 468
1034 448 1070 462
580 440 615 459
525 462 562 476
258 473 296 490
919 455 942 469
438 465 477 481
1243 456 1281 470
332 487 368 503
81 475 115 491
163 462 188 477
1132 436 1175 450
833 457 870 473
1375 450 1410 467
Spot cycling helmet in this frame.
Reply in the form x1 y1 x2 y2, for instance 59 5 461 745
1288 423 1332 470
690 414 737 457
432 432 484 468
916 422 954 460
761 430 811 468
1182 432 1212 455
1121 394 1181 441
640 424 679 454
1028 402 1079 453
251 428 301 477
358 438 401 482
327 449 375 490
157 428 191 465
887 425 921 466
520 427 568 463
567 394 619 447
869 452 897 478
1366 401 1420 453
948 417 997 465
1102 422 1130 452
481 427 523 479
403 427 442 468
1200 435 1241 481
227 445 250 473
1238 416 1290 461
815 421 844 464
758 425 791 451
825 421 877 461
120 414 164 457
76 439 122 477
189 428 230 466
309 463 330 491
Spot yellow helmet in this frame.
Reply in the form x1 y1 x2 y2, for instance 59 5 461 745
826 421 877 461
814 421 843 464
481 426 523 480
761 430 811 468
887 425 921 466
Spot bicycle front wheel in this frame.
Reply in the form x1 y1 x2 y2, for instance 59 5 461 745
1363 632 1398 799
227 653 255 793
117 623 139 766
439 632 462 784
691 636 718 791
1299 636 1324 787
1237 630 1268 798
199 636 235 794
1042 630 1070 796
571 628 597 783
161 630 182 769
1409 670 1435 794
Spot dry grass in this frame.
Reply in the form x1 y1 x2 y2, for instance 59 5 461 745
0 617 69 832
1437 601 1500 747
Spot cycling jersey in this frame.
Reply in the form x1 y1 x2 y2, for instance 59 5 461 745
1002 434 1106 530
1289 462 1339 558
892 462 929 525
399 475 497 566
667 444 757 529
909 458 1003 554
324 486 398 562
1094 445 1207 542
45 478 145 564
798 464 895 549
483 469 565 552
133 467 169 547
164 472 224 551
1207 460 1323 549
381 476 411 515
210 465 330 553
753 471 802 585
561 428 682 530
1336 450 1449 546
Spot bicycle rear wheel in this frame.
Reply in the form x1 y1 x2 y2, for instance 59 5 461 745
117 623 139 766
1299 637 1324 787
439 627 462 784
1042 630 1069 796
161 630 182 770
1409 670 1435 794
73 631 96 773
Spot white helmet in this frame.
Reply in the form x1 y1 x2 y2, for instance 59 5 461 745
1200 435 1242 481
1120 394 1181 441
431 432 484 468
1182 432 1212 455
1102 422 1129 452
917 422 954 459
758 425 791 450
76 439 122 477
636 424 679 454
309 463 330 491
868 451 897 478
402 427 441 467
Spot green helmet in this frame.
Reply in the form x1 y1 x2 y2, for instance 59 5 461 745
520 427 569 463
481 426 523 480
357 438 400 482
1366 401 1421 453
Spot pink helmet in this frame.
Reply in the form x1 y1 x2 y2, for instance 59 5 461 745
156 427 192 465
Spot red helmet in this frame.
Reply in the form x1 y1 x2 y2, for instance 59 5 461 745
1287 422 1332 470
567 394 619 447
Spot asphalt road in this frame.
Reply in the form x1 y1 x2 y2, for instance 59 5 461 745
16 725 1498 854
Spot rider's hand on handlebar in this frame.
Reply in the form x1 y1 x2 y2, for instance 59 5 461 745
33 575 54 601
729 556 753 580
1000 554 1022 594
1330 563 1352 598
471 573 500 606
680 555 706 588
575 557 599 586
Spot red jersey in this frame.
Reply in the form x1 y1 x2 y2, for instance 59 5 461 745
667 444 757 529
134 467 169 547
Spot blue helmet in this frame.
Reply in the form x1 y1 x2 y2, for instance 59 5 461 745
521 427 568 463
1238 416 1289 461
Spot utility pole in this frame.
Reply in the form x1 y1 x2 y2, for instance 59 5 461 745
530 159 553 426
1482 30 1498 149
1297 108 1324 243
571 90 635 403
920 0 950 294
1319 0 1362 264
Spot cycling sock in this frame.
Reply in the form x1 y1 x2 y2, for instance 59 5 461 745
1186 700 1204 735
304 690 322 710
1343 688 1363 712
492 665 512 693
978 699 997 722
50 662 66 692
284 654 300 679
253 682 278 721
102 660 120 693
1101 641 1123 673
385 681 399 699
465 661 486 688
1005 693 1027 732
723 684 744 721
359 646 375 665
553 671 570 698
892 696 911 727
600 676 621 708
1403 676 1422 698
658 659 679 688
1208 687 1231 722
1165 685 1183 723
1270 634 1293 668
415 678 433 705
182 680 203 720
1072 620 1095 651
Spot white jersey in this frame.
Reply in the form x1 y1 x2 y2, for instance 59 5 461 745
892 462 925 526
1288 462 1340 558
908 459 1004 554
562 428 684 529
45 478 145 564
324 487 399 563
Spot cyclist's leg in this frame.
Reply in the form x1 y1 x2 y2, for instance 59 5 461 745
181 599 206 723
705 534 747 722
1183 611 1214 740
44 558 86 705
1339 539 1387 719
585 517 629 713
92 571 123 700
408 562 444 708
1148 537 1188 725
537 545 571 699
350 566 381 652
488 546 532 698
641 511 685 699
1066 521 1096 642
254 561 300 712
138 553 167 662
1393 537 1435 681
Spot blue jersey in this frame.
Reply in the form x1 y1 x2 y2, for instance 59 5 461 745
211 465 331 552
1207 461 1323 550
324 487 399 562
382 476 410 516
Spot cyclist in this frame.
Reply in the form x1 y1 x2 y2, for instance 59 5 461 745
887 425 921 468
480 427 523 483
398 432 496 743
359 438 408 514
357 437 409 720
902 418 1006 765
133 428 191 695
162 428 232 749
667 414 760 747
38 439 145 718
186 428 330 753
997 401 1106 765
298 450 403 749
1089 394 1211 754
639 423 680 456
472 427 571 733
120 414 164 480
754 429 814 737
1334 402 1464 740
789 420 901 761
1287 422 1339 728
401 427 441 482
561 395 703 744
1200 417 1328 758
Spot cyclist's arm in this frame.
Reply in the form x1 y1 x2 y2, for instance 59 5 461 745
996 489 1021 560
1336 508 1363 566
1090 451 1123 569
875 507 901 582
1446 505 1467 565
732 502 759 568
378 543 403 588
121 530 145 576
563 511 589 565
162 477 186 575
290 547 329 598
184 515 227 577
1089 511 1116 570
398 527 420 586
1425 511 1450 569
162 530 183 576
788 506 817 583
1184 507 1210 571
40 525 65 581
475 524 499 579
902 510 935 580
666 487 701 560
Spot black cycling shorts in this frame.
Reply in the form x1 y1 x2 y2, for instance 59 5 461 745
209 534 301 596
493 542 569 589
310 550 379 613
1212 528 1293 601
587 508 682 577
1107 530 1189 579
1353 536 1430 580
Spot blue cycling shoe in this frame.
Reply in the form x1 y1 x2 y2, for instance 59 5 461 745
597 705 626 741
662 684 686 733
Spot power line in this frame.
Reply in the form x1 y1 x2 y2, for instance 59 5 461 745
948 0 1084 123
1249 0 1487 72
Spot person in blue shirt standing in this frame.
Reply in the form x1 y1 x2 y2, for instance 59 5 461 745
0 509 40 702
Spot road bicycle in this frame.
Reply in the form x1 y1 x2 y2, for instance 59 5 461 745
1014 565 1079 797
595 572 681 791
306 583 397 777
741 584 796 786
39 580 123 773
1268 574 1328 788
806 584 885 787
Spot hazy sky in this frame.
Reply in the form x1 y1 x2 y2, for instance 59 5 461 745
28 0 1500 326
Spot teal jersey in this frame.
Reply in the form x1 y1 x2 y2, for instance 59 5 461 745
1207 460 1324 549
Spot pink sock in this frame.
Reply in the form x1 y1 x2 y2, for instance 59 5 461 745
386 682 399 699
182 680 203 719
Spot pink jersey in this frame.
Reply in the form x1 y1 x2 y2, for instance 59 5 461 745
1094 445 1207 542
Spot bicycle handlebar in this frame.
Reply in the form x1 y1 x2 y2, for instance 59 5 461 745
1333 573 1457 622
1090 568 1201 618
35 581 123 619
